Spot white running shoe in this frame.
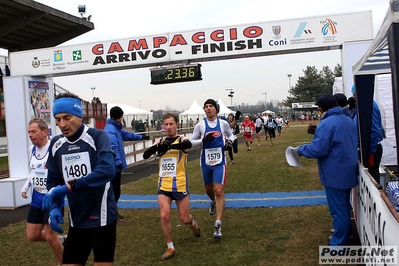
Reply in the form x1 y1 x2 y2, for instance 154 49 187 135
209 201 216 215
213 221 222 238
59 235 67 245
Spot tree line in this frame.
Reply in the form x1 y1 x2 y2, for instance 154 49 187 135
284 64 342 106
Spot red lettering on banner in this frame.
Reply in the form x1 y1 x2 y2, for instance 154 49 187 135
128 39 149 51
108 42 124 53
230 28 238 40
170 34 188 46
92 25 264 54
243 26 263 38
192 32 205 43
210 30 224 41
92 44 104 55
153 36 168 48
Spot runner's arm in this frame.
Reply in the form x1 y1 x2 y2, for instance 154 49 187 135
222 121 235 142
169 138 192 150
143 138 162 159
190 123 203 147
143 145 158 159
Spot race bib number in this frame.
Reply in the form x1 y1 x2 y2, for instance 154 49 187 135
159 157 177 177
30 169 48 194
205 147 222 166
61 152 92 182
244 126 251 132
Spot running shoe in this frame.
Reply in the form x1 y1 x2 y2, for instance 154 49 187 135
190 220 201 237
117 213 126 222
213 222 222 238
161 248 175 261
209 201 216 215
59 235 67 246
230 160 234 165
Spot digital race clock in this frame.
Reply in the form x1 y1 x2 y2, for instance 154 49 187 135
150 64 202 85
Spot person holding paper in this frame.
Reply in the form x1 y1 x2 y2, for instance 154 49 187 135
291 94 358 246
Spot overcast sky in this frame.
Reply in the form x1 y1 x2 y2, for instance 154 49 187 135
2 0 389 111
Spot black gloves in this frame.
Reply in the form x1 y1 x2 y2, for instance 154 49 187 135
224 140 233 149
157 142 170 157
117 164 123 170
142 136 151 140
235 110 242 120
202 133 215 143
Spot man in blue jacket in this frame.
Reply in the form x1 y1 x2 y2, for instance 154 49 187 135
104 106 150 220
292 94 358 246
334 93 351 117
43 93 118 265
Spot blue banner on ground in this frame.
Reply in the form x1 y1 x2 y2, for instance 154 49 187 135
115 190 327 209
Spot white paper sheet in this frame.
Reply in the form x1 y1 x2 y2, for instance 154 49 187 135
286 146 302 167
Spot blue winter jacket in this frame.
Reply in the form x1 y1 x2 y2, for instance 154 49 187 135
46 124 117 228
370 101 383 154
342 107 351 117
352 100 383 154
297 106 358 189
104 118 143 172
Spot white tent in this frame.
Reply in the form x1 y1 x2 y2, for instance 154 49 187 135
107 103 153 127
262 110 275 116
179 99 235 125
217 98 235 117
179 99 206 126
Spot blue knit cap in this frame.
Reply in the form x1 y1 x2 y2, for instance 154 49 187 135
53 97 83 118
204 99 220 113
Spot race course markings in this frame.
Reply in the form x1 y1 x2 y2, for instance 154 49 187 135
117 190 327 209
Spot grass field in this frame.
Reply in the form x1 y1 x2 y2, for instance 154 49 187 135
0 121 340 266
